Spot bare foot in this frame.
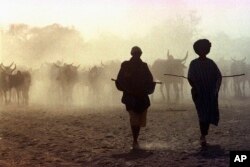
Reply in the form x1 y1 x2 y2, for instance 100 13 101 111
200 136 207 147
132 142 140 150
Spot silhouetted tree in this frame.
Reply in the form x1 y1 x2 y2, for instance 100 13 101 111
2 24 86 66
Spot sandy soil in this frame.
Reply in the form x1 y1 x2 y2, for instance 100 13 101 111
0 99 250 167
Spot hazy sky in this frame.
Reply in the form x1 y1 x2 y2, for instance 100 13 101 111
0 0 250 39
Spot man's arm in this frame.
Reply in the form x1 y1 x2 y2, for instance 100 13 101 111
115 63 125 91
187 61 195 88
144 63 153 83
215 63 222 94
144 63 156 95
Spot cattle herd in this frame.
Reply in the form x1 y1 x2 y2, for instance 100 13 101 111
218 57 250 98
0 54 249 106
0 62 31 105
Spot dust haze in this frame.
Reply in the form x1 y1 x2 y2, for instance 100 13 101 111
1 1 250 166
1 2 250 108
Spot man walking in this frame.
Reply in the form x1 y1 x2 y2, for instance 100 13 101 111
115 46 155 149
188 39 222 147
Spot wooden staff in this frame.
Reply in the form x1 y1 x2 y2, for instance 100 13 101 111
111 78 162 84
164 73 245 79
221 74 245 78
164 74 187 79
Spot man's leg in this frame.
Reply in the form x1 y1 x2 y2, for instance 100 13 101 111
129 110 147 149
131 125 140 147
199 121 210 146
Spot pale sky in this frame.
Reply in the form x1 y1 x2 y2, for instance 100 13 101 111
0 0 250 39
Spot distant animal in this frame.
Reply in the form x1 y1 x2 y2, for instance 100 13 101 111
53 63 79 104
0 62 16 104
0 63 31 104
87 65 105 101
151 50 188 102
217 57 232 97
231 57 247 98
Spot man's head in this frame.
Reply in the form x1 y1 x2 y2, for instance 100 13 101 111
193 39 211 57
131 46 142 57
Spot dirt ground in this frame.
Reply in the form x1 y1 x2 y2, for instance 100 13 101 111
0 99 249 167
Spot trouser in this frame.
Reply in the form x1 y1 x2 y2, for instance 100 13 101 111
199 121 210 136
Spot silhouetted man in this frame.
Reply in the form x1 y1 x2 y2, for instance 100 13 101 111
115 46 155 149
188 39 222 147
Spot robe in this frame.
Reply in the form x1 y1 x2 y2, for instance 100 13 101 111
115 57 155 113
188 57 222 125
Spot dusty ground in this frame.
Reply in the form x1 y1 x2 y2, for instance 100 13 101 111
0 99 249 167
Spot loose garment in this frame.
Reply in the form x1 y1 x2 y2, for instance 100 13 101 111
128 110 147 127
115 57 155 113
188 58 222 125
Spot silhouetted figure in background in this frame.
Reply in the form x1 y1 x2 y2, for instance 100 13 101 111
188 39 222 147
115 46 155 149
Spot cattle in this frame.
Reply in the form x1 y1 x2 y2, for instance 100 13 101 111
231 57 247 98
75 61 121 106
246 63 250 96
53 63 80 104
217 57 232 97
151 51 188 103
0 63 31 105
33 62 61 105
19 71 31 105
8 70 31 105
87 65 105 102
99 60 121 104
0 62 16 104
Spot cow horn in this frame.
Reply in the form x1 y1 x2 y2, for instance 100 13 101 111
11 64 16 73
0 64 5 71
0 63 4 69
1 63 7 69
181 51 188 63
8 62 14 68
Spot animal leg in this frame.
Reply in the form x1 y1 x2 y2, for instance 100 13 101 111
165 83 170 102
160 84 165 101
173 83 179 102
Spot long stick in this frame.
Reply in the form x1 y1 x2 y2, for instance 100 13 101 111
221 74 245 78
164 74 187 79
164 73 245 79
111 78 162 84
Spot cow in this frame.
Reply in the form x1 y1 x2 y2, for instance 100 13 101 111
99 60 121 105
0 62 16 104
231 57 247 98
87 65 105 102
77 61 121 105
246 63 250 96
0 63 31 105
217 57 232 98
53 63 80 105
19 71 31 105
8 70 31 105
151 51 188 103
